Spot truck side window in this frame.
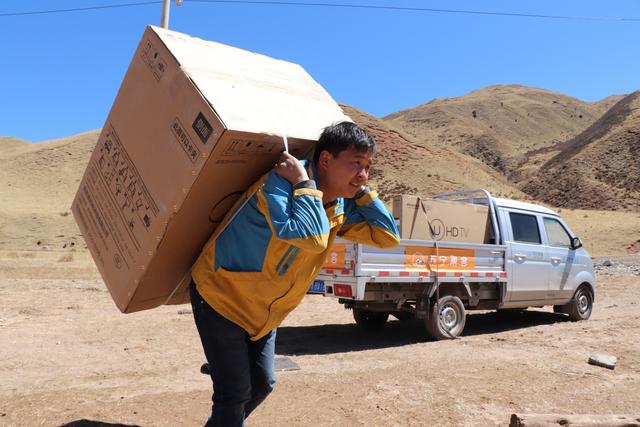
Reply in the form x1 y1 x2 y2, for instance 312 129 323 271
509 212 541 244
543 218 571 248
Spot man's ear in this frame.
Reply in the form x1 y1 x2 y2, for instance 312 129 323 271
318 150 332 170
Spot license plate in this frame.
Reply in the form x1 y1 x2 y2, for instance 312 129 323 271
308 280 325 294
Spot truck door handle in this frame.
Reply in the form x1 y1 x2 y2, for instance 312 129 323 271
514 253 527 260
550 257 562 263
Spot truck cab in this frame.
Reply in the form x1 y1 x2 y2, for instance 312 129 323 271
495 197 595 308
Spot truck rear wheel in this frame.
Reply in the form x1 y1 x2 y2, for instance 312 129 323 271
353 309 389 331
425 295 466 340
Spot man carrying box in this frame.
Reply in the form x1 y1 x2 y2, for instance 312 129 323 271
189 121 400 426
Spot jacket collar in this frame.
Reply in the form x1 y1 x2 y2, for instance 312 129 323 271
303 159 344 215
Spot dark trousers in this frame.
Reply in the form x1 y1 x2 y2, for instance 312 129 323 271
190 281 276 427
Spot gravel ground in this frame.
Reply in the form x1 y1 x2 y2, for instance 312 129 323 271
592 255 640 276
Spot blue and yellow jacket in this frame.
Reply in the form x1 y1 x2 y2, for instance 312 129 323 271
192 160 399 340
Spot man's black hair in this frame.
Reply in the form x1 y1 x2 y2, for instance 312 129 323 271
313 122 376 164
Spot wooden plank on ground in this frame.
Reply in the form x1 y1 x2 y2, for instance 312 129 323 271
509 413 640 427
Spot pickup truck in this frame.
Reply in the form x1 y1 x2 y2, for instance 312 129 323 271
309 189 596 340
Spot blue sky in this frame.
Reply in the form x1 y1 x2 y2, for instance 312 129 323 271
1 0 638 142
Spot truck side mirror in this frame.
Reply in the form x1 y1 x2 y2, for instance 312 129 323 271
571 237 583 250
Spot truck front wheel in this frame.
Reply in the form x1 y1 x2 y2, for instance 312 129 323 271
567 285 593 321
425 295 466 340
353 309 389 331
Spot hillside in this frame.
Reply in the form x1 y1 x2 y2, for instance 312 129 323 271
342 104 526 202
594 94 626 111
0 110 525 252
0 130 100 251
383 85 617 177
1 91 638 256
0 136 32 158
521 91 640 210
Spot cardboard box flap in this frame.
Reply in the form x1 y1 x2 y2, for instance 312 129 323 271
151 26 351 139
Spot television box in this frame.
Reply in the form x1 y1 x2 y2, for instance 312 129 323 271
71 26 351 313
392 195 490 243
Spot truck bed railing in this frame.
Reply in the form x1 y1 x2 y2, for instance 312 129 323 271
319 239 507 283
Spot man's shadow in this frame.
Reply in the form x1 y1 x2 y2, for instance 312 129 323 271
276 310 569 356
60 421 140 427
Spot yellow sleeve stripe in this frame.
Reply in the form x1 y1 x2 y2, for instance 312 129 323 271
338 223 400 248
294 188 323 198
356 190 378 206
371 226 401 247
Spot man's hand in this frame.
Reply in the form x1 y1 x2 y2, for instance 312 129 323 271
274 152 309 185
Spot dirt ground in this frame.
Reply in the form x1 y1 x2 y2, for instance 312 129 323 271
1 250 639 427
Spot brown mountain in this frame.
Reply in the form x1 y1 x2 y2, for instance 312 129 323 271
0 136 31 158
341 104 525 202
0 108 526 252
521 91 640 210
1 90 638 257
594 94 626 112
383 85 616 177
0 131 99 251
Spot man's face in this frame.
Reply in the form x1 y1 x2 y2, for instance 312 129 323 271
318 146 372 199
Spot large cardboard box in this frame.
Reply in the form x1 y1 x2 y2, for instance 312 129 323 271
71 26 351 313
392 195 490 243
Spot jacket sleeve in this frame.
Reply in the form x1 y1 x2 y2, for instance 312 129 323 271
258 171 330 253
338 189 400 248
